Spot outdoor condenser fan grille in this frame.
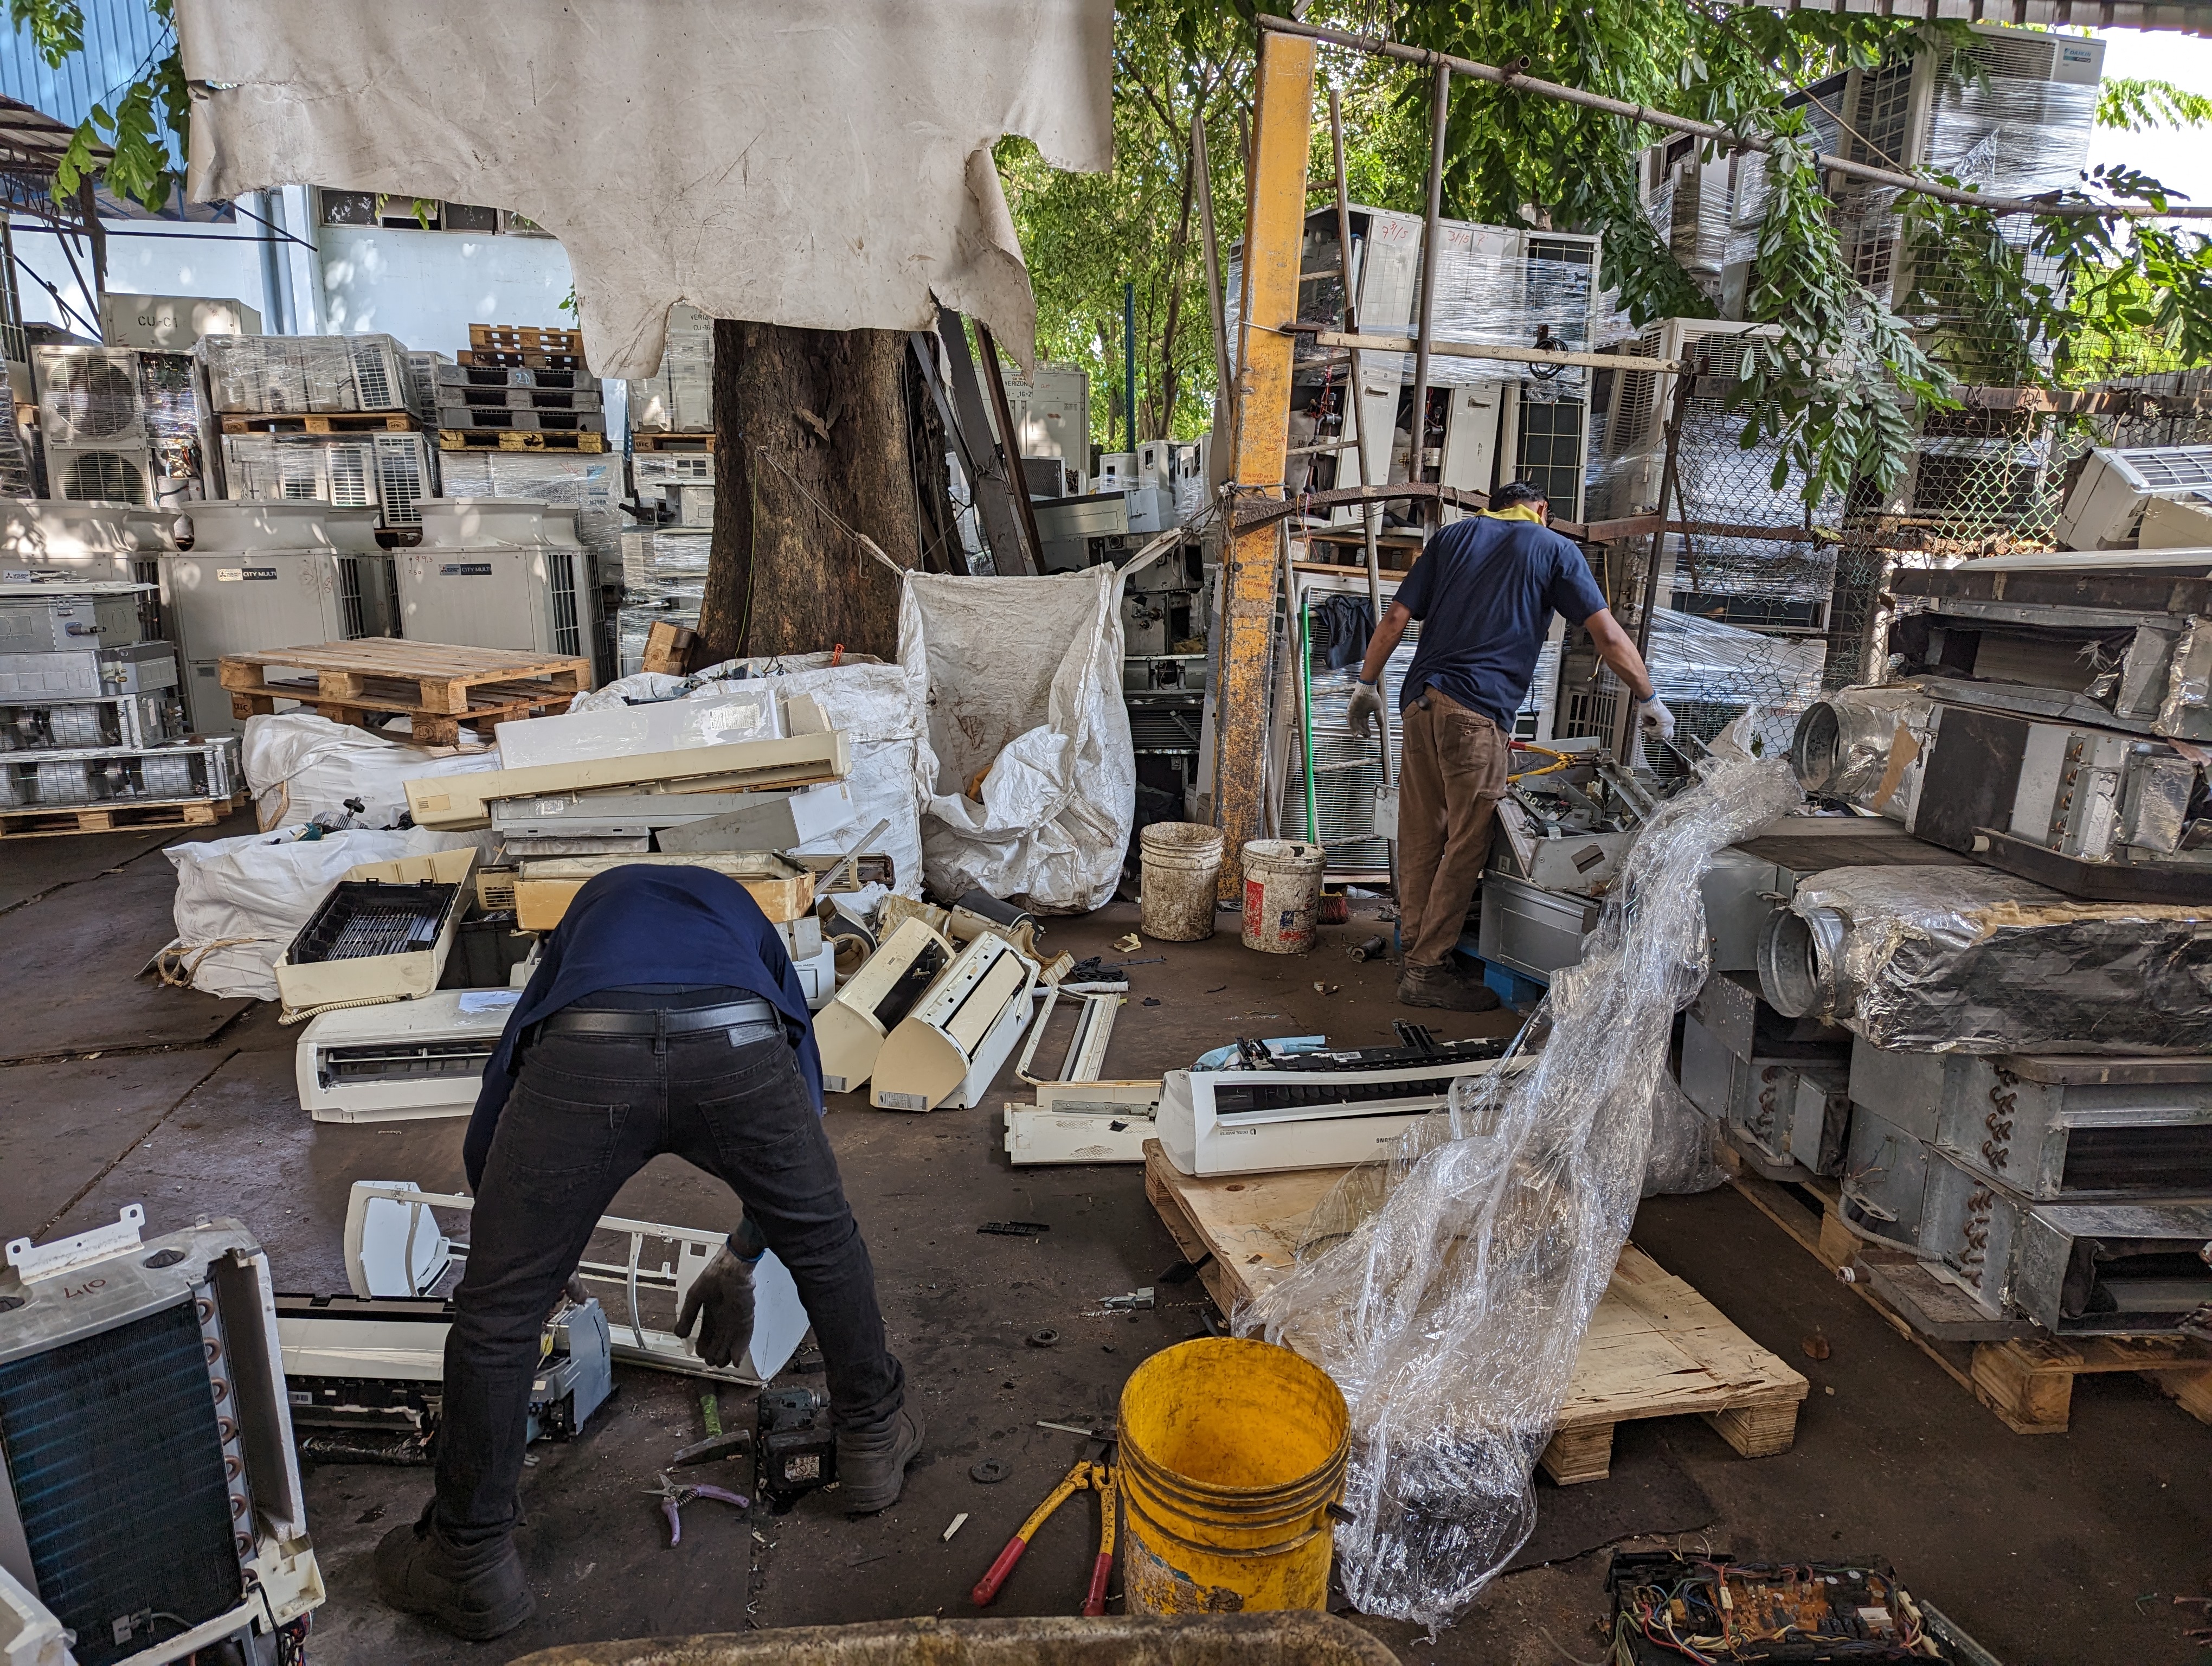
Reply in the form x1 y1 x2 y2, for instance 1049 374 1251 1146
0 1300 246 1666
550 549 583 658
41 351 143 443
323 440 375 510
371 433 434 526
56 449 151 507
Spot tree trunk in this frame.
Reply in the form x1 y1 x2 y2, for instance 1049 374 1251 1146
700 321 923 664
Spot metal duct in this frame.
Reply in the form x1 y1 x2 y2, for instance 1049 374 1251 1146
1788 684 1932 808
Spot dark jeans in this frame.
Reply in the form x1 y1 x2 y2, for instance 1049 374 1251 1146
435 1022 904 1545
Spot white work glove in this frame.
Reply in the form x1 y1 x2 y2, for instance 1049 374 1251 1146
1347 677 1387 741
1635 694 1676 743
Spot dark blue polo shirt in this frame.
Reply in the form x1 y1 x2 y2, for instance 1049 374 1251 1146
1391 514 1608 727
464 864 821 1189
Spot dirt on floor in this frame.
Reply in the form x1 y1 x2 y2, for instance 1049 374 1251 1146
3 822 2209 1665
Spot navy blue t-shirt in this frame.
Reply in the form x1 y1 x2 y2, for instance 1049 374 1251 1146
1391 514 1609 726
464 864 822 1189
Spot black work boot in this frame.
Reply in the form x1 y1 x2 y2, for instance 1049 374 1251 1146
835 1406 924 1514
1396 960 1502 1011
374 1502 535 1641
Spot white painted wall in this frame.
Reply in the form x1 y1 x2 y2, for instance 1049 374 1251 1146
318 223 574 358
9 213 276 338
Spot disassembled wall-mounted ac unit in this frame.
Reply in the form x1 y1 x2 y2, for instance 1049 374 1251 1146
871 932 1040 1113
2054 445 2212 551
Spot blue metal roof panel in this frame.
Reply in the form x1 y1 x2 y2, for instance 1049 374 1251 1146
0 0 178 158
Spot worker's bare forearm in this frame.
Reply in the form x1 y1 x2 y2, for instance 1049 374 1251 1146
1584 608 1655 701
1359 602 1413 685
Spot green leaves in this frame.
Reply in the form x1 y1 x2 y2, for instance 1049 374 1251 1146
2098 77 2212 133
8 0 85 67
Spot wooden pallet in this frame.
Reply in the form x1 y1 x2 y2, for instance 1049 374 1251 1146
470 323 584 355
0 793 242 839
633 431 715 452
434 407 605 433
1719 1145 2212 1436
218 639 591 748
218 411 418 434
1142 1142 1808 1485
458 347 584 373
437 428 607 453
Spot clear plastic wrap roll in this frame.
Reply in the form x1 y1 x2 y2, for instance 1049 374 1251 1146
1761 865 2212 1055
1238 746 1804 1633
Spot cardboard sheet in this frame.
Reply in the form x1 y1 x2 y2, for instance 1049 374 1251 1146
177 0 1115 376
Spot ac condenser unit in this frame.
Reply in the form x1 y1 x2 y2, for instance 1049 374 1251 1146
1590 317 1776 518
47 445 154 508
222 431 437 528
396 498 593 659
157 501 393 733
0 1208 325 1664
2055 446 2212 551
33 345 145 447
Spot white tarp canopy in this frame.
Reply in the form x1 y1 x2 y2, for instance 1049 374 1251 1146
176 0 1115 377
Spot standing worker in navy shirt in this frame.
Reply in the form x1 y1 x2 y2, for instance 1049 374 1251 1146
1349 481 1670 1011
377 865 919 1640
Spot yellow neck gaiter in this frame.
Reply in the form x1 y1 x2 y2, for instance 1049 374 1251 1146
1480 504 1546 526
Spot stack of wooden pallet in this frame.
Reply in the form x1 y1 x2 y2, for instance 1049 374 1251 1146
437 325 607 453
218 638 593 747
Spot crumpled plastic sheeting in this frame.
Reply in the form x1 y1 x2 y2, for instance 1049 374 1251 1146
1238 751 1802 1633
242 712 502 831
569 654 930 897
166 826 470 998
900 567 1133 913
1785 866 2212 1055
1642 1069 1728 1197
175 0 1113 378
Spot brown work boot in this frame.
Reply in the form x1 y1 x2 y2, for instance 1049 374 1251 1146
1396 961 1502 1011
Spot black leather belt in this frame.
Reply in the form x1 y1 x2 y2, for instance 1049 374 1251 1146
537 998 778 1043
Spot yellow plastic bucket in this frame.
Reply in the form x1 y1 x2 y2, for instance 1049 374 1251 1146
1117 1337 1349 1615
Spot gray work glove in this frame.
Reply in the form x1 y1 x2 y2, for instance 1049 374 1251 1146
676 1242 757 1368
1347 677 1387 742
1635 694 1676 743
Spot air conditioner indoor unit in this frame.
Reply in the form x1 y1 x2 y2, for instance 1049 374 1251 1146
2054 445 2212 551
395 498 594 659
0 1208 325 1665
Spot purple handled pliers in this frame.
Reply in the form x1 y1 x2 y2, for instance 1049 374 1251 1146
647 1469 750 1546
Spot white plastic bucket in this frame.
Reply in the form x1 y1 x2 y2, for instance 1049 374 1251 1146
1240 840 1326 954
1140 822 1225 941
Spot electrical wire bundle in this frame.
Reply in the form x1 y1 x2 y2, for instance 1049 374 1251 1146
1605 1557 1947 1663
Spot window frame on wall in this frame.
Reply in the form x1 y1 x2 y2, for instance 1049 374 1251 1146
317 190 523 234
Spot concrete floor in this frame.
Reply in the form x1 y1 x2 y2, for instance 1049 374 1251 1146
4 822 2210 1665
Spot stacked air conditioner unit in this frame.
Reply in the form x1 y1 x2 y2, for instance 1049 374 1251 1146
395 498 593 660
2054 445 2212 551
1589 317 1776 520
1301 207 1602 520
221 428 438 527
157 501 395 733
33 344 154 507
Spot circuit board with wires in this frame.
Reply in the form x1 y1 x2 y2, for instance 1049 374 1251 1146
1603 1552 1967 1662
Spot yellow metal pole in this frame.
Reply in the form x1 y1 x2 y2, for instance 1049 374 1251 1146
1212 27 1315 901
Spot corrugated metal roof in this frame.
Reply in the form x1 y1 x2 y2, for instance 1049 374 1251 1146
0 0 178 156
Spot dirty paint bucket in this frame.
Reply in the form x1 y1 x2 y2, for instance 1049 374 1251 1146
1117 1336 1349 1615
1140 822 1225 941
1239 840 1327 953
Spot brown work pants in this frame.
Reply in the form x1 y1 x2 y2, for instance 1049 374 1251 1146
1397 688 1509 970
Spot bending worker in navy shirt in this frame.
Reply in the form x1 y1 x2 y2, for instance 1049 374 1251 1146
377 865 918 1640
1350 481 1670 1011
